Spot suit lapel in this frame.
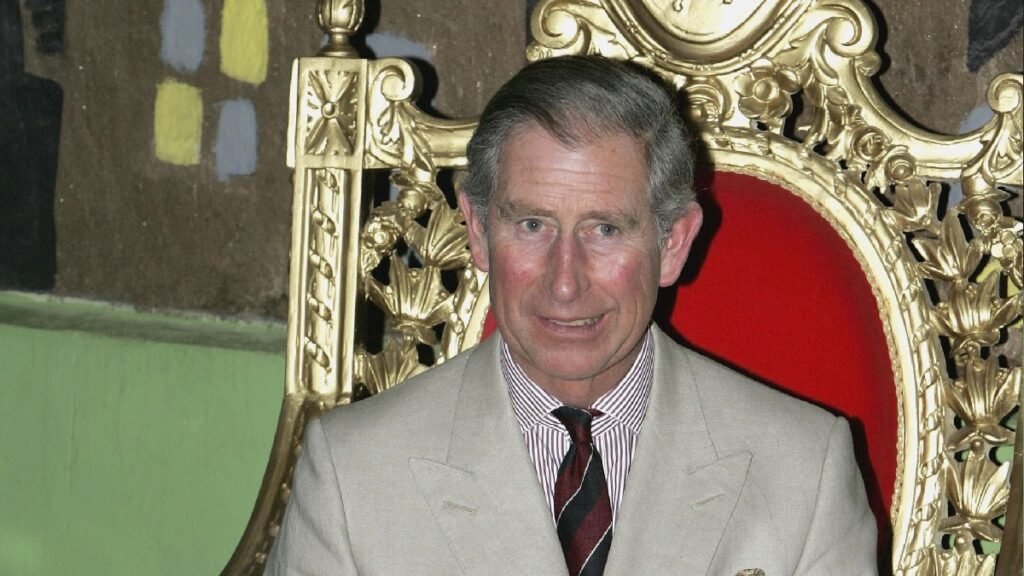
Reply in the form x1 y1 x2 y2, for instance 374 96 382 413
605 328 751 575
409 337 567 576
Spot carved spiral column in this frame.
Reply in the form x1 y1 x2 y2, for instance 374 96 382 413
225 0 481 571
223 1 368 573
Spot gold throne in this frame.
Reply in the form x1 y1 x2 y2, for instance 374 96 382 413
224 0 1023 574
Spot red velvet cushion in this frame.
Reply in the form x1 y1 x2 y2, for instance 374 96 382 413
480 170 896 537
663 170 896 537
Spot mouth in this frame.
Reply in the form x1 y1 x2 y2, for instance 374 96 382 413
539 314 606 336
548 316 601 327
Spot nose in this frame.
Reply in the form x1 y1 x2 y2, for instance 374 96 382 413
545 232 589 302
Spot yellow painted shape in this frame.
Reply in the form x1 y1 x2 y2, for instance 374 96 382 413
154 79 203 166
220 0 268 85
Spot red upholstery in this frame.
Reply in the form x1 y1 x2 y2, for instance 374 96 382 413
663 170 896 538
480 170 897 539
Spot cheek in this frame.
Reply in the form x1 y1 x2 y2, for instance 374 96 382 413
592 251 659 294
489 247 543 294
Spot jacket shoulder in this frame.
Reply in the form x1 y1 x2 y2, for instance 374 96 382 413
667 341 841 455
317 340 482 450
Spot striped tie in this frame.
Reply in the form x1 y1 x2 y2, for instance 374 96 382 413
552 407 613 576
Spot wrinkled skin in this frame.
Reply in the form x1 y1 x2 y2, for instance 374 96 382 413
459 125 703 406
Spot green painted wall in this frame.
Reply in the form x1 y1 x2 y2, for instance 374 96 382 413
0 292 284 575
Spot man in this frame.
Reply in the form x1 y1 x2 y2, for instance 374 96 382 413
266 56 877 575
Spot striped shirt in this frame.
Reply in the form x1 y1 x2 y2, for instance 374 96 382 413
501 330 654 526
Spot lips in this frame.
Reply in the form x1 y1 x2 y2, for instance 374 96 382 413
538 314 607 338
549 317 600 327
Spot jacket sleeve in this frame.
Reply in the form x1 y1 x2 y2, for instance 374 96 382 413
793 417 879 576
264 417 359 575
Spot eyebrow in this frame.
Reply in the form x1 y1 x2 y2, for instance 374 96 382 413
494 201 553 221
494 200 641 229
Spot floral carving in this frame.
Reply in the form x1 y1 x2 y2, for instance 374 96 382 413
912 212 983 284
393 170 444 213
305 70 359 156
934 273 1022 357
357 340 426 395
734 60 801 128
932 549 997 576
406 204 471 270
941 450 1012 543
882 151 917 185
364 257 454 345
945 358 1019 451
959 184 1011 244
361 203 408 275
849 125 889 164
887 179 940 234
988 221 1023 289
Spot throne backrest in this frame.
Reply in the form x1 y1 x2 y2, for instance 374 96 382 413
224 1 1023 574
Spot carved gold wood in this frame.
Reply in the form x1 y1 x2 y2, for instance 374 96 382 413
224 0 1022 574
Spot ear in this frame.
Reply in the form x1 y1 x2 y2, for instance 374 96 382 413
658 202 703 287
458 190 490 272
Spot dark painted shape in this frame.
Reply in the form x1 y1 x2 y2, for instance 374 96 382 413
526 0 541 44
1 0 62 289
967 0 1024 72
24 0 66 55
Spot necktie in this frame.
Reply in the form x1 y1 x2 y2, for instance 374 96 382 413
552 406 613 576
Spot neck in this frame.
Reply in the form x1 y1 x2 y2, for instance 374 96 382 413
544 379 620 408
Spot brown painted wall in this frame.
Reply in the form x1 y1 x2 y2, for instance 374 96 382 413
16 0 1021 319
45 1 321 316
29 0 525 318
875 0 1022 135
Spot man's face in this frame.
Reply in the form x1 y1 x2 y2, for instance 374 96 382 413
459 125 702 404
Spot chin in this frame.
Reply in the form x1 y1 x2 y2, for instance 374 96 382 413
531 355 608 382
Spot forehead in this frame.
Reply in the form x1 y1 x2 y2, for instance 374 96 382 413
495 125 650 209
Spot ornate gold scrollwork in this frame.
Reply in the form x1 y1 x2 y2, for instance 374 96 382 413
965 75 1024 188
942 449 1013 549
365 60 427 170
365 256 455 345
353 58 483 394
357 338 425 396
304 71 359 156
927 549 998 576
528 1 1022 574
733 59 802 129
682 75 733 127
354 162 482 393
227 0 1022 574
527 0 640 62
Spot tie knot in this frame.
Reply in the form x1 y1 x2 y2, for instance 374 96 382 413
552 406 601 444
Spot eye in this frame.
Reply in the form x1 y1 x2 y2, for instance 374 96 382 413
519 218 543 232
596 223 619 237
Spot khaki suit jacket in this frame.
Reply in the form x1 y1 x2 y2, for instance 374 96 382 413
266 327 878 575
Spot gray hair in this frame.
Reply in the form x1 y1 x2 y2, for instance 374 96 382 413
463 55 696 243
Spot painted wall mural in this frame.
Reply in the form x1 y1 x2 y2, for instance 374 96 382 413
967 0 1024 72
155 0 265 181
0 0 1011 319
154 78 203 166
0 0 63 289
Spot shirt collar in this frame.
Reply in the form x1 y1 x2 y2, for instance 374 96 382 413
502 329 655 435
